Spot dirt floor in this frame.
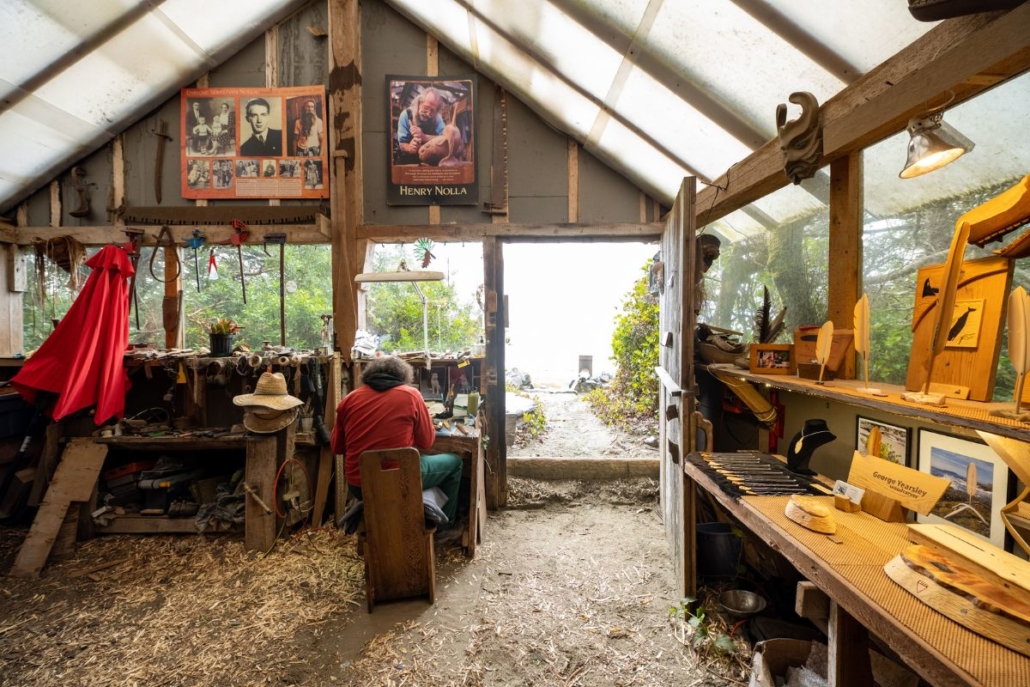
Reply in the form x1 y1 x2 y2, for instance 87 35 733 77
0 393 751 687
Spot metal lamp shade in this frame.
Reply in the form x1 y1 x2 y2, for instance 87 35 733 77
899 113 975 179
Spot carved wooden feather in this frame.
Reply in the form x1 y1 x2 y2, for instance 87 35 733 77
854 294 871 389
923 222 970 393
816 320 833 383
966 461 977 501
1009 287 1030 410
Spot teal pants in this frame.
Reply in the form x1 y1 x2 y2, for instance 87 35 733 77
349 452 463 523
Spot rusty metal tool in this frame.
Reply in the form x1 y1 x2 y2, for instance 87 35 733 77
185 229 206 292
154 120 172 204
264 233 287 345
229 219 249 303
122 230 145 329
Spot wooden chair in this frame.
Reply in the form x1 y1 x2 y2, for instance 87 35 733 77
358 448 436 612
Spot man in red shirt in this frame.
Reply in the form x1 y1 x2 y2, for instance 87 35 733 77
331 356 463 524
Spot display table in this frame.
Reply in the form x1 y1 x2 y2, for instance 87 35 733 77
684 456 1030 687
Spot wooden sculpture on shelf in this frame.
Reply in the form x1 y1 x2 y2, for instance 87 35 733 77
992 286 1030 421
784 495 836 534
853 294 884 395
901 221 970 405
965 173 1030 257
814 320 833 384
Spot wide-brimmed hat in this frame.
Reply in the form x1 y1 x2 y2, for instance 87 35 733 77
233 372 303 410
243 407 299 434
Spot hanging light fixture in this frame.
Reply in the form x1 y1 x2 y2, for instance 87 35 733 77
899 111 975 179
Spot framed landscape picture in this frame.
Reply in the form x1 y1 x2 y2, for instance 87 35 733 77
917 429 1010 548
855 416 910 465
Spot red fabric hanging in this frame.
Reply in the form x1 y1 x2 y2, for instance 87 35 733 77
12 245 134 425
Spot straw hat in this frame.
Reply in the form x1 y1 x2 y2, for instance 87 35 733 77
233 372 303 410
243 407 299 434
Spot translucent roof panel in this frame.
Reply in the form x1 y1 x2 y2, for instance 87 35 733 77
385 0 943 227
0 0 308 215
647 1 847 142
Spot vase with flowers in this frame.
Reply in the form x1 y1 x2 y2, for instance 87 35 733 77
208 317 240 357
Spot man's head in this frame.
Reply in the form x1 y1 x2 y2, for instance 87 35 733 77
304 100 316 114
360 356 414 386
416 88 442 126
245 98 272 136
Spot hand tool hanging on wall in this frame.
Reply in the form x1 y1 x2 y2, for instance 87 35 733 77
264 233 287 346
229 219 249 303
305 358 332 446
153 120 172 204
122 230 145 330
185 229 206 292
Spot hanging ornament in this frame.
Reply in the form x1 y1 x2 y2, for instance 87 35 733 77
208 248 219 280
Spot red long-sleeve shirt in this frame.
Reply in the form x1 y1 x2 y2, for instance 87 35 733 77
331 383 435 487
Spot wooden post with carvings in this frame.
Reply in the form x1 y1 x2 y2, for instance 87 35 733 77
483 236 506 509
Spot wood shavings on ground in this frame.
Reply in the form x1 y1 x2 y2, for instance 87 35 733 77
0 480 757 686
0 529 365 686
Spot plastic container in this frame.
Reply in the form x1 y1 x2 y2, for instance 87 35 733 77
696 522 742 579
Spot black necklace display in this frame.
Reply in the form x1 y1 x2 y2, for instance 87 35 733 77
786 419 837 475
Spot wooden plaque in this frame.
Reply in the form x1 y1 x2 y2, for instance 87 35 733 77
905 256 1013 401
847 451 950 515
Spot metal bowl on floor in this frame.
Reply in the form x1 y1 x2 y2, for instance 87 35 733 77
718 589 766 619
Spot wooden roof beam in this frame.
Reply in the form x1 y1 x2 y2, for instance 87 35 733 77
696 7 1030 226
358 222 662 243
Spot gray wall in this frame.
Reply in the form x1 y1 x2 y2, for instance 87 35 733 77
19 0 653 230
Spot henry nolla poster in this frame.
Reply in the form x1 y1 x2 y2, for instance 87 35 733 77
388 75 477 205
181 86 328 200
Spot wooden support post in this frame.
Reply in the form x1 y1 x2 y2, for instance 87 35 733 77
49 181 60 227
482 236 506 508
266 25 281 207
828 153 862 380
796 580 830 633
112 135 125 228
328 0 361 360
828 601 873 687
245 435 278 552
28 424 63 507
568 139 579 223
490 87 508 223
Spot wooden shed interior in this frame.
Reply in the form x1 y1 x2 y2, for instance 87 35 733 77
2 2 1030 685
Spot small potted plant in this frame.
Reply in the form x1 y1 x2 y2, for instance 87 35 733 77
208 317 240 357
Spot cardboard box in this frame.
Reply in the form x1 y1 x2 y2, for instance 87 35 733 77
748 639 815 687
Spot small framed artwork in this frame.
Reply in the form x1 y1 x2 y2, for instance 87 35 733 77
917 429 1011 548
749 344 796 375
417 367 445 401
855 416 911 466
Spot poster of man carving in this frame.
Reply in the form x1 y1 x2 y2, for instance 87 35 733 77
180 86 328 200
388 75 477 206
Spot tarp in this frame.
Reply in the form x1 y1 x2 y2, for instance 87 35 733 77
12 245 134 425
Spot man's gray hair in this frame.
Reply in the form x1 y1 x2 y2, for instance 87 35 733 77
360 355 414 385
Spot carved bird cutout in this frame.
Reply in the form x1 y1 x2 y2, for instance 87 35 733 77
947 305 977 342
922 278 939 298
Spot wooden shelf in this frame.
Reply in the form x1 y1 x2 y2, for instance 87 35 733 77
707 363 1030 442
95 435 249 451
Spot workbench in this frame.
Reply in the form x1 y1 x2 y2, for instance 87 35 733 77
426 426 486 557
685 457 1030 687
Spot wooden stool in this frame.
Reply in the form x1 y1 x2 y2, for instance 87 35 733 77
358 448 436 612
